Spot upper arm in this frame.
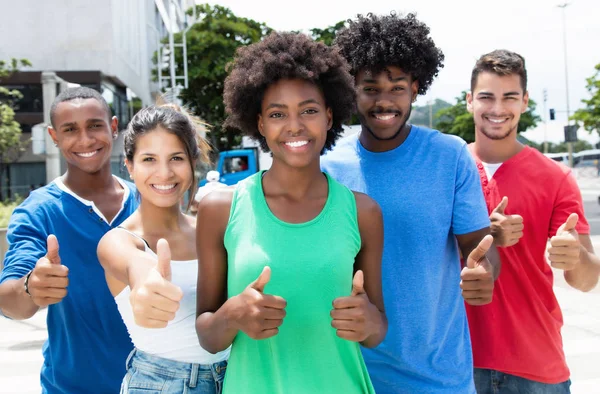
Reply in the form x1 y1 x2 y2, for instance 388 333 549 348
452 145 490 235
1 203 48 284
549 172 590 238
353 192 385 313
97 229 149 287
196 189 234 317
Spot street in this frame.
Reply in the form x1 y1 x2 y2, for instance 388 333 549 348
1 174 600 394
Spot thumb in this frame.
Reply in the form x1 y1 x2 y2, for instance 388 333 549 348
558 213 578 235
156 239 172 280
250 266 271 292
492 196 508 215
46 234 61 264
351 270 365 296
466 235 493 269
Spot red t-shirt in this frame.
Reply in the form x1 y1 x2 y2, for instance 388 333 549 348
466 145 589 384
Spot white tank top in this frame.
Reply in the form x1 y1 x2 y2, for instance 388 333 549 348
114 229 230 364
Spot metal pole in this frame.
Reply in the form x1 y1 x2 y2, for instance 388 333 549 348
558 3 573 166
543 88 548 153
168 1 177 92
183 27 189 89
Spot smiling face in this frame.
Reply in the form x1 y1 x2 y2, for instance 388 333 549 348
257 78 332 169
467 71 529 141
48 98 117 174
126 127 193 209
355 66 418 145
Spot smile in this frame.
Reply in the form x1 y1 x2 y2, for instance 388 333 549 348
151 184 177 191
75 148 101 158
485 116 510 124
284 140 309 148
373 113 398 121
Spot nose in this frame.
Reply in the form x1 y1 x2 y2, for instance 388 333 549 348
80 129 96 147
157 160 174 179
375 93 396 110
287 113 304 136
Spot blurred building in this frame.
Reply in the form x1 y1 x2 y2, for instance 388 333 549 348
0 0 194 197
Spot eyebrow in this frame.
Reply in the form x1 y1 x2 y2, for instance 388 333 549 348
139 151 186 156
265 99 321 110
59 122 77 129
477 91 521 97
363 76 408 83
87 118 107 123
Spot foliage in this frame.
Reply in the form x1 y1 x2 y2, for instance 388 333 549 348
0 58 32 200
0 196 23 228
572 63 600 135
410 99 452 128
435 91 541 143
310 21 347 46
159 4 271 152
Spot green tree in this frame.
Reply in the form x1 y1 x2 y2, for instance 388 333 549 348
435 91 540 143
572 63 600 135
164 4 271 152
0 58 32 200
310 21 346 46
410 98 452 128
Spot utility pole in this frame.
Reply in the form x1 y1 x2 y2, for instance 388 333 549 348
543 88 548 153
557 3 573 166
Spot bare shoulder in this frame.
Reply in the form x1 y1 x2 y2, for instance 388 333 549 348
197 185 237 222
352 191 382 216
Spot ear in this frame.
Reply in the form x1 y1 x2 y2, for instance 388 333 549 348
325 107 333 131
110 116 119 135
466 91 474 113
47 125 59 146
257 114 265 137
411 80 419 102
521 91 529 114
124 158 134 179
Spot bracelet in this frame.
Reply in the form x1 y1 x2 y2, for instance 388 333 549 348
23 270 33 297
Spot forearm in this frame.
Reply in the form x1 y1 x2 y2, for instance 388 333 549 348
564 246 600 292
486 244 501 280
360 311 388 348
196 297 241 354
0 277 40 320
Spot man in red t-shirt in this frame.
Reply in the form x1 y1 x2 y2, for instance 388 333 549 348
465 49 600 393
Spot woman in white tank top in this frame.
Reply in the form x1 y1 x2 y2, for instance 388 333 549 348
97 104 229 394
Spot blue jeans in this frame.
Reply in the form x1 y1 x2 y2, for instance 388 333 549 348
474 368 571 394
121 348 228 394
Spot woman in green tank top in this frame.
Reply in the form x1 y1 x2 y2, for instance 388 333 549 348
195 32 387 394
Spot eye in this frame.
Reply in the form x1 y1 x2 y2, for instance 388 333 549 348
142 157 155 162
392 86 405 92
90 123 102 129
302 108 318 115
63 127 74 132
171 156 185 161
363 87 377 93
269 112 284 119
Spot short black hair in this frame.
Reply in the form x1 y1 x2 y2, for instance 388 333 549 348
471 49 527 92
334 13 444 95
50 86 111 128
223 32 355 153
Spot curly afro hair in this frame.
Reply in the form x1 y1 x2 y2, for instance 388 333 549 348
223 32 355 153
334 13 444 96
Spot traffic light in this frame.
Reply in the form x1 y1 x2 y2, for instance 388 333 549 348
549 108 555 121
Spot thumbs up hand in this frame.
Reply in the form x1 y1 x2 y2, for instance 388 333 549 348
490 196 524 247
231 266 287 340
331 270 381 343
28 235 69 307
461 235 495 306
548 213 581 271
129 239 183 328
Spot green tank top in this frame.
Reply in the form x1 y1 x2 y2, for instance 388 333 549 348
223 171 375 394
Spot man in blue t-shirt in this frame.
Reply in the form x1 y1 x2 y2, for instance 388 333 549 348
0 87 137 393
321 14 499 394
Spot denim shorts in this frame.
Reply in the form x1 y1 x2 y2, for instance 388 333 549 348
474 368 571 394
120 348 228 394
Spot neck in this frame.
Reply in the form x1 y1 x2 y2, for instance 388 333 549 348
359 123 412 152
62 164 116 196
138 200 186 235
263 159 326 199
473 130 524 163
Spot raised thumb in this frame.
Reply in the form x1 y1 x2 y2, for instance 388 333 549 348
559 213 579 234
156 239 172 280
493 196 508 215
466 234 493 269
251 266 271 292
46 234 61 265
351 270 365 296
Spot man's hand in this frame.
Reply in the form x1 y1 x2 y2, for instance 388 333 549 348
129 239 183 328
230 266 287 340
461 235 494 305
490 197 524 247
28 235 69 307
331 270 382 343
548 213 581 271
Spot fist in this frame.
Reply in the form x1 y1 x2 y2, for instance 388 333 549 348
548 213 581 271
490 197 524 247
28 235 69 307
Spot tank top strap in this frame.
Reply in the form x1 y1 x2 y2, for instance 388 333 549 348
116 226 152 254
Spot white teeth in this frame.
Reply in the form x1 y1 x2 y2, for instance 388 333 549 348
153 184 176 190
285 140 309 148
76 150 98 158
375 114 396 120
487 118 508 124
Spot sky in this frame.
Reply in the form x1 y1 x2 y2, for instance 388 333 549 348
202 0 600 125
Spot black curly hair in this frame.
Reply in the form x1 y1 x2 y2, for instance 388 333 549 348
334 13 444 96
223 32 356 153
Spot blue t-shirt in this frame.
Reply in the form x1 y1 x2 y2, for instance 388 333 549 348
321 126 490 394
0 177 138 394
